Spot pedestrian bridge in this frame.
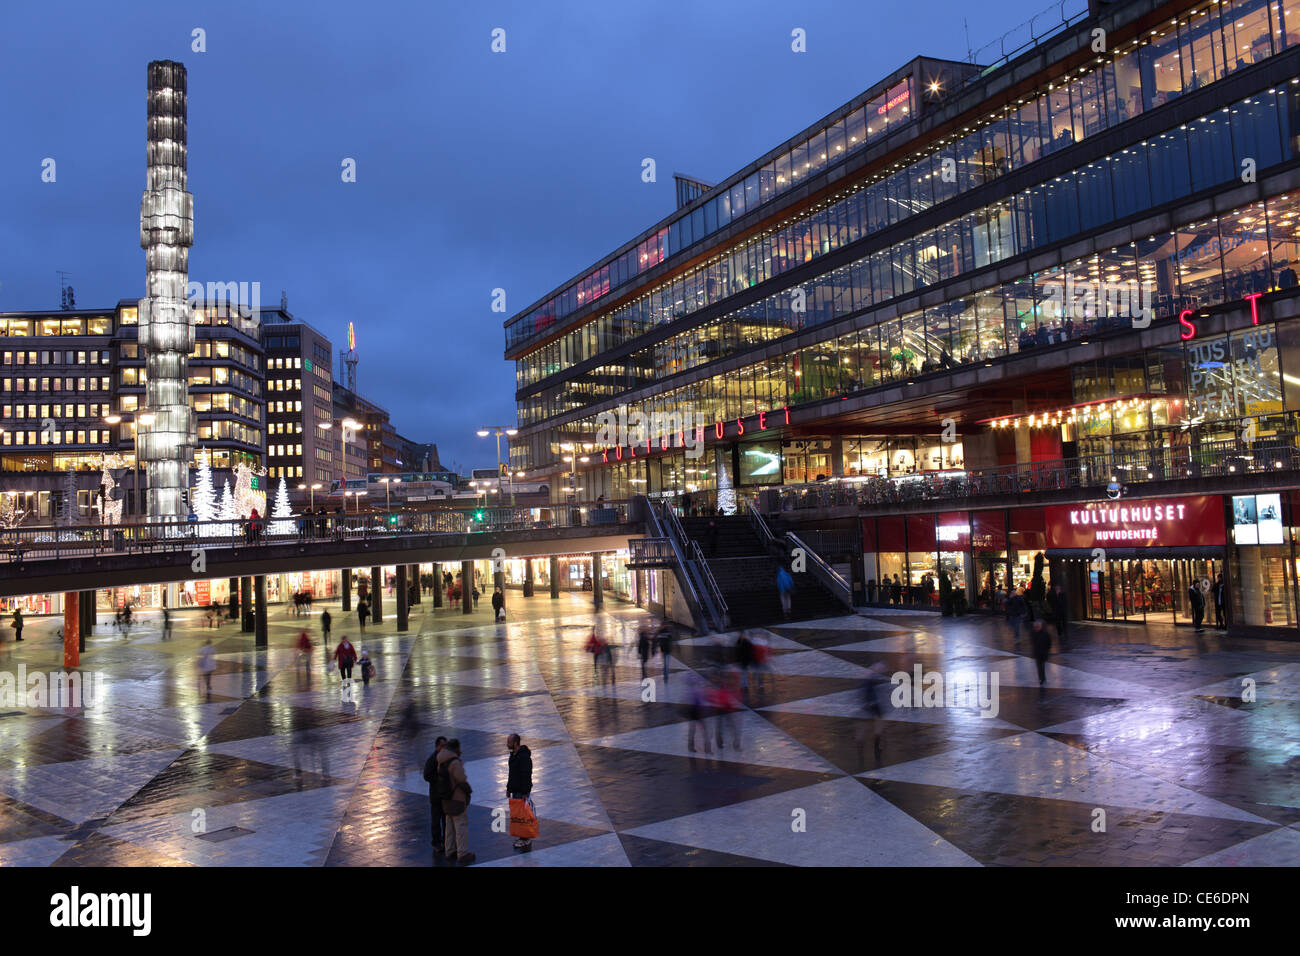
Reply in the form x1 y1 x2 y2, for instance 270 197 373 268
0 501 645 598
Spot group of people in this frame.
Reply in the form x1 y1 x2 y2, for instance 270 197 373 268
290 590 315 616
1005 582 1070 685
633 620 677 683
421 733 535 866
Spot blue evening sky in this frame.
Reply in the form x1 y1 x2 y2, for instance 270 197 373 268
0 0 1060 471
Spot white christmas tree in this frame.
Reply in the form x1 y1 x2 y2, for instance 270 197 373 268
191 448 216 522
715 447 736 515
270 477 294 535
60 468 79 526
213 479 237 535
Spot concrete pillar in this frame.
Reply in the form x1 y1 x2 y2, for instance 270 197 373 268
371 566 382 623
396 564 409 632
461 560 474 615
550 555 560 599
80 590 94 648
228 577 239 620
432 562 443 608
255 574 268 647
593 553 604 610
342 568 352 612
240 576 253 632
524 558 534 598
410 565 421 604
63 592 79 668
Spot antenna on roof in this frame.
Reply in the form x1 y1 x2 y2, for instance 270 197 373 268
57 271 74 310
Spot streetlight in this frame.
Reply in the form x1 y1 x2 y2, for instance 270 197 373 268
318 416 360 500
380 476 401 512
477 425 518 505
298 481 322 510
105 410 154 521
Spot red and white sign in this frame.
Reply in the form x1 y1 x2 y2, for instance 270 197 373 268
1045 495 1224 550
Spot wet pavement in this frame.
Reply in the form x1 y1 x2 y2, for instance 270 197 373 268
0 594 1298 866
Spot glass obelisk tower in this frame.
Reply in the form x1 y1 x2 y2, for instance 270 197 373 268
138 60 196 520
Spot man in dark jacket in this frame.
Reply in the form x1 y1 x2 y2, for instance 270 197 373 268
422 736 449 854
1047 582 1068 644
506 733 533 852
491 587 505 621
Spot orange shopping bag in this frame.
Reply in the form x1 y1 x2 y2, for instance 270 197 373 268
508 797 539 839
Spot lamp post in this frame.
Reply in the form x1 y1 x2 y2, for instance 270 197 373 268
318 416 360 502
298 481 322 510
380 476 400 512
476 426 518 505
105 410 154 521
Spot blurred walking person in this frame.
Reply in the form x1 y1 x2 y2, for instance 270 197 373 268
296 630 313 682
197 638 217 698
711 669 743 751
776 565 794 620
357 599 369 631
656 620 674 685
506 733 535 852
687 678 713 754
11 607 23 642
1030 618 1051 687
636 625 652 680
855 661 889 766
1006 586 1028 648
161 606 172 641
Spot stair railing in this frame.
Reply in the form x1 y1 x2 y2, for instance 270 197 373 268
785 531 853 609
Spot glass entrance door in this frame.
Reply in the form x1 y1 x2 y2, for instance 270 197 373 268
1085 557 1221 625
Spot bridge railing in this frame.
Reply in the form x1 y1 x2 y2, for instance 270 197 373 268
0 499 637 565
768 435 1300 513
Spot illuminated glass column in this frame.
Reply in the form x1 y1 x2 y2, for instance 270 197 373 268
138 60 196 520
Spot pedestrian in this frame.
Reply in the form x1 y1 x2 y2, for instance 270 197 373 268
1188 579 1206 632
161 606 172 641
776 564 794 619
1007 586 1028 647
491 587 505 622
357 599 369 631
636 625 652 679
506 733 534 852
656 620 674 685
1213 575 1226 629
437 738 475 865
707 516 720 557
11 607 22 642
320 607 332 646
296 630 313 676
1048 582 1068 643
687 679 712 754
892 574 903 605
358 648 375 686
333 636 358 685
197 638 217 697
584 629 604 676
711 669 743 751
471 585 480 609
121 604 133 640
855 661 889 765
423 736 449 855
1029 618 1051 686
735 629 756 692
750 629 772 693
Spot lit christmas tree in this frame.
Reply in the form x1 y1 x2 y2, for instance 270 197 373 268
60 468 79 526
217 479 238 533
270 477 294 535
191 448 216 522
715 447 736 515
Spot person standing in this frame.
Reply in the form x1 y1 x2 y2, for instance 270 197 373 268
1187 580 1206 632
358 648 375 686
707 517 720 557
161 606 172 641
423 736 449 855
687 679 713 754
437 739 475 865
491 587 505 622
1214 575 1226 629
296 630 313 677
320 608 332 662
197 638 217 697
11 607 23 642
333 636 358 684
357 599 369 631
506 733 534 852
1006 586 1028 647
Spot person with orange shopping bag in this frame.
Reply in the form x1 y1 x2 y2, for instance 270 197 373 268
506 733 535 852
